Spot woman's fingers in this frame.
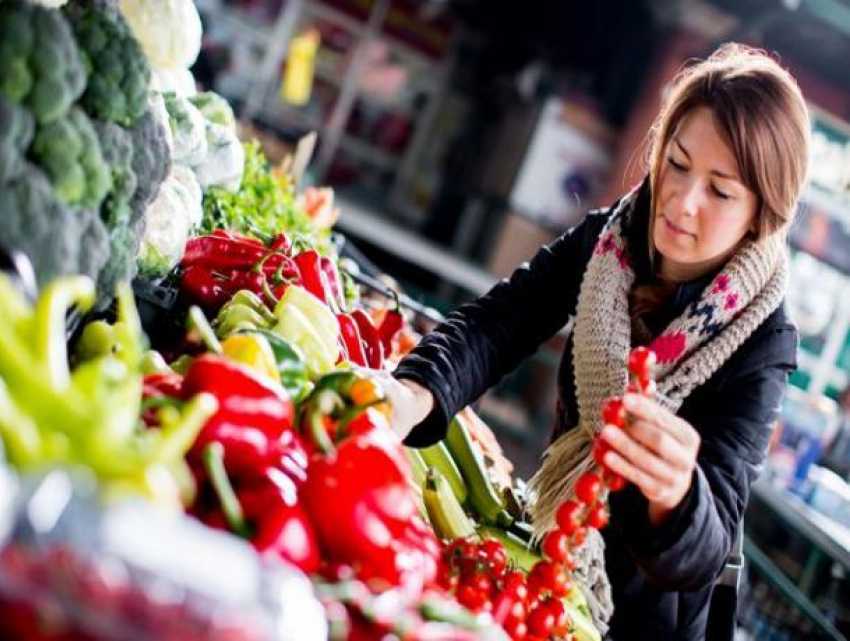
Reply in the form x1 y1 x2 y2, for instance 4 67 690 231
600 424 676 487
600 443 671 504
622 419 693 473
623 393 700 450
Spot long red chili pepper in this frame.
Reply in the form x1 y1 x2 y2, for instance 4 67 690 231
336 313 369 367
320 256 346 310
292 250 330 305
182 236 267 271
377 294 404 358
351 309 384 369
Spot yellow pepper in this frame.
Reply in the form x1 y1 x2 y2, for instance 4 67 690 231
221 333 280 383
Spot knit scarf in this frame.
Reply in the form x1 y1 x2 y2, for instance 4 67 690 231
527 187 788 630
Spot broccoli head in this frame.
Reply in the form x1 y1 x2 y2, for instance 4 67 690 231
128 100 172 227
0 0 88 124
91 120 147 309
94 223 141 310
92 119 137 227
31 107 112 209
0 163 108 288
64 0 151 127
0 95 35 183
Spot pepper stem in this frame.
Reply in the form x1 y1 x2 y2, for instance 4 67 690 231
188 306 223 354
304 389 343 455
202 442 252 539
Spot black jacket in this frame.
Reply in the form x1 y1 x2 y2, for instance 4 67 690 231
394 184 798 640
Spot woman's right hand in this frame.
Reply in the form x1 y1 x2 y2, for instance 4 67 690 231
367 370 435 440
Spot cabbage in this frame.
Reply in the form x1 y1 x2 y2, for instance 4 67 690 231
189 92 236 131
161 91 207 166
137 166 196 277
118 0 201 70
192 122 244 192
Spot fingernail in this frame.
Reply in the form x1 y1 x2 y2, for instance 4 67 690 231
601 425 617 440
623 394 637 409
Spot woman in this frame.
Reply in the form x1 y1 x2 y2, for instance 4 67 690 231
383 44 809 639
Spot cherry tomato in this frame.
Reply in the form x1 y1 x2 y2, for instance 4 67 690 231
503 570 530 603
528 560 571 598
540 597 571 637
502 617 528 640
556 500 584 535
492 592 527 625
586 502 609 529
592 439 611 467
601 396 627 427
575 471 602 505
542 530 570 563
457 583 488 611
604 469 628 492
628 346 657 378
481 538 508 578
526 603 556 638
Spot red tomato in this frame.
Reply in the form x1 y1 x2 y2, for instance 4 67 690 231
526 602 556 638
604 469 628 492
601 396 627 427
481 538 508 578
542 530 570 563
575 471 602 505
628 347 657 378
502 617 528 640
540 596 571 637
556 500 584 535
528 560 571 598
592 439 611 467
586 502 609 529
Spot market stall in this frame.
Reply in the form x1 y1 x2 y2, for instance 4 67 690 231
0 1 652 639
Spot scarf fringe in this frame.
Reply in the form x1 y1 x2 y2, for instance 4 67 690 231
529 429 594 539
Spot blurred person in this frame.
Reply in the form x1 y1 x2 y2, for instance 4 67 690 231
379 43 810 640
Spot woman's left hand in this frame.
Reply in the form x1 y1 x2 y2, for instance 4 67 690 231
599 393 701 526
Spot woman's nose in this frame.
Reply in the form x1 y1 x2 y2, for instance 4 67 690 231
679 181 701 217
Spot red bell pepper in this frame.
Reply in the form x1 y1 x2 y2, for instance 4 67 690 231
181 265 234 310
297 372 439 594
351 309 384 369
180 355 295 455
200 441 319 573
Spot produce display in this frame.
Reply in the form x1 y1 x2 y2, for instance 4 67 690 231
0 1 661 639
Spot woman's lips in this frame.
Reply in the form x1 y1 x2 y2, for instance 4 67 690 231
662 215 696 238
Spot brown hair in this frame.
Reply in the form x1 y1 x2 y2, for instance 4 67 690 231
648 42 811 241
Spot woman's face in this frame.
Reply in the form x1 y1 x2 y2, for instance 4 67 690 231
653 106 758 281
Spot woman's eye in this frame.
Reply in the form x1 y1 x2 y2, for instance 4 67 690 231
712 185 731 200
667 156 687 171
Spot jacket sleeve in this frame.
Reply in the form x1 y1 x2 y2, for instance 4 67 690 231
394 212 607 447
608 317 798 591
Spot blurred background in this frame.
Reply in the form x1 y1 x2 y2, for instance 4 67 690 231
192 0 850 637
